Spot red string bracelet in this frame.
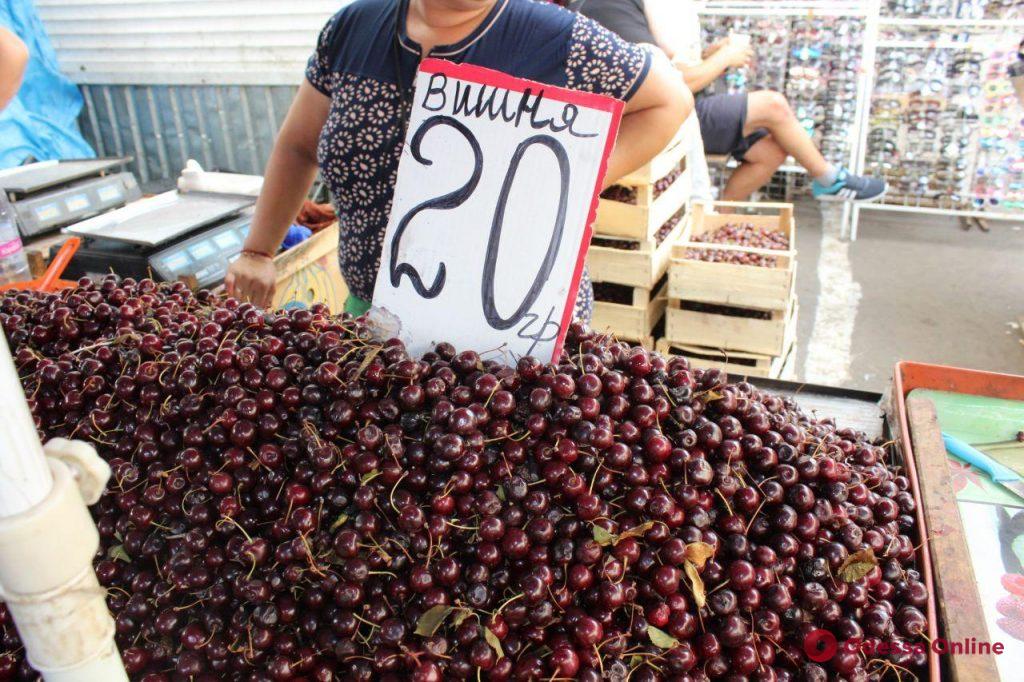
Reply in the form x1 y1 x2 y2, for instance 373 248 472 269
239 248 274 260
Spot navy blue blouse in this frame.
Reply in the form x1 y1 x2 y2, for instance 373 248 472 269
306 0 652 321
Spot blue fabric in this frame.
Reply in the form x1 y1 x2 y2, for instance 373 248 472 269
282 224 313 250
0 0 95 169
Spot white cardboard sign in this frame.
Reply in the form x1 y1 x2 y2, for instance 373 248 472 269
372 59 623 363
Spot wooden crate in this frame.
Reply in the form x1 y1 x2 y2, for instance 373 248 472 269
665 297 798 357
271 222 349 313
595 164 691 242
23 232 72 278
587 211 687 289
592 280 668 348
656 337 795 380
669 201 796 310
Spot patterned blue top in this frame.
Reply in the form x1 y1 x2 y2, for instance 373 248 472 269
306 0 652 321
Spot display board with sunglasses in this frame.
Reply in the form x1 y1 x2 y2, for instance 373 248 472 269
867 21 1024 212
886 0 1024 19
700 13 866 199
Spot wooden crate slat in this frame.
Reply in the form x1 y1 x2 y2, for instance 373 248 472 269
665 298 797 357
595 163 691 241
656 337 796 380
650 167 692 229
595 198 651 239
23 233 72 278
668 259 796 311
588 213 688 289
592 280 667 344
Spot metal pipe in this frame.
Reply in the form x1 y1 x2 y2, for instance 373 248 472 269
239 87 261 174
80 87 106 158
101 86 124 158
879 17 1024 27
145 87 172 181
846 0 881 241
190 87 215 170
123 88 150 184
857 203 1024 221
215 87 238 172
168 88 189 171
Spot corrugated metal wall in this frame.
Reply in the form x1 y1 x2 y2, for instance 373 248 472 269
36 0 351 186
37 0 341 85
77 84 298 185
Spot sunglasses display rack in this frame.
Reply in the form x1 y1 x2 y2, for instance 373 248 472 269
703 1 1024 239
850 13 1024 237
885 0 1024 18
699 2 874 205
701 16 791 97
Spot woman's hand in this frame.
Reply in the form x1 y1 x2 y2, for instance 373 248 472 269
224 254 277 308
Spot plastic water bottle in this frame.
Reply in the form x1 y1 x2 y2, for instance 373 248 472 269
0 193 30 286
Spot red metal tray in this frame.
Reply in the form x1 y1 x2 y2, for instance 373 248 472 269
892 361 1024 681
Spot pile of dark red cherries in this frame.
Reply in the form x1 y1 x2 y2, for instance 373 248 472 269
685 224 791 268
0 277 928 681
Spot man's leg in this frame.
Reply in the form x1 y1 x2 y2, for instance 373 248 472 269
742 90 830 178
742 90 886 202
722 136 787 202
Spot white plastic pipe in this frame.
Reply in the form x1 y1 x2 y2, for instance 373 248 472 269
0 334 126 680
0 333 52 517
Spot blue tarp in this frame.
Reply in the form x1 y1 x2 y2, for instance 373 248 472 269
0 0 95 169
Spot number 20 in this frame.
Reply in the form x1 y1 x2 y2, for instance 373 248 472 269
389 115 570 330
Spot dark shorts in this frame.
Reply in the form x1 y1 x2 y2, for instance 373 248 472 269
695 93 769 161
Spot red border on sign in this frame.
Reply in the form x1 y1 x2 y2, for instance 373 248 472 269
418 58 625 362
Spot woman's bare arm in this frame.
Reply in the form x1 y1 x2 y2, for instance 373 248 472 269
602 50 693 187
225 81 329 305
0 28 28 111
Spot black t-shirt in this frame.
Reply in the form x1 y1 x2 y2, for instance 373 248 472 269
570 0 656 46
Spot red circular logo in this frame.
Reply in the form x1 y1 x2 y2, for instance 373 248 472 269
804 629 838 662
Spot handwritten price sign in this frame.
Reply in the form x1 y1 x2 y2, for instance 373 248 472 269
372 59 623 362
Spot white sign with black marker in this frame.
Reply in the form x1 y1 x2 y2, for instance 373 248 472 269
372 58 623 363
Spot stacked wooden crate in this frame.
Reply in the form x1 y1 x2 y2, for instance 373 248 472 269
658 201 798 378
587 123 694 347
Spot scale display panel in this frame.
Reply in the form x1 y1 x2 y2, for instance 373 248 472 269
149 214 253 288
11 172 142 238
0 158 129 196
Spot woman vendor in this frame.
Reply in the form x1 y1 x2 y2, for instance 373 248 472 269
226 0 692 322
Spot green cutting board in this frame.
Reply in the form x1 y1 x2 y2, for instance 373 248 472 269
908 388 1024 506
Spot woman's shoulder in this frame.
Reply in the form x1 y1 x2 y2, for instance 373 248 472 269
319 0 394 42
312 0 396 70
503 0 577 36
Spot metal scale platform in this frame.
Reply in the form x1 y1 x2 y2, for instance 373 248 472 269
59 190 257 289
0 158 142 237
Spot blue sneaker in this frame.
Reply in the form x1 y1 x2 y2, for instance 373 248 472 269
812 168 887 202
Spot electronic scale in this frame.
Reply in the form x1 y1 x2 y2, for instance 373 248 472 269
59 190 257 289
0 158 141 237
